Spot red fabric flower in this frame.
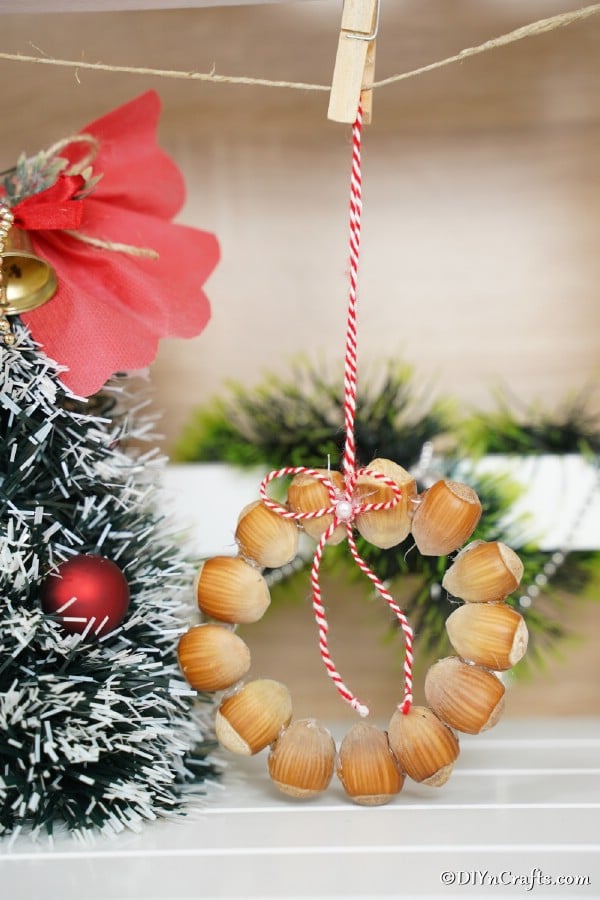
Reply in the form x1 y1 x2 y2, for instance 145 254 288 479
16 91 220 397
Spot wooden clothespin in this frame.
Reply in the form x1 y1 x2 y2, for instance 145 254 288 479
328 0 379 125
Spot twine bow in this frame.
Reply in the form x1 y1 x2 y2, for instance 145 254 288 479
260 465 414 717
258 105 413 718
6 133 158 260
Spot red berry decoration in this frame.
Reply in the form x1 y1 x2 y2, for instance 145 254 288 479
40 554 130 638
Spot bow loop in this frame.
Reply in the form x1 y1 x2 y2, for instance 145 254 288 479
12 175 85 230
259 463 413 717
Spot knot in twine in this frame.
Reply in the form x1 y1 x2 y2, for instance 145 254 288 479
259 465 414 717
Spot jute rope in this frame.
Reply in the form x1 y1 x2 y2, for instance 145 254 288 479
45 134 100 176
63 230 159 260
0 4 597 93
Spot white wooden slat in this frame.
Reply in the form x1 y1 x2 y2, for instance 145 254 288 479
5 806 600 855
161 460 600 563
1 846 598 899
1 719 599 897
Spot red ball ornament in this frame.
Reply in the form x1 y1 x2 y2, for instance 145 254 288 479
40 554 130 638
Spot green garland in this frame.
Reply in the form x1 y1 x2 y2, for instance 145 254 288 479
175 359 599 672
175 358 451 470
457 387 600 456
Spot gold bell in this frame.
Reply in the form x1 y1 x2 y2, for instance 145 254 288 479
0 225 58 316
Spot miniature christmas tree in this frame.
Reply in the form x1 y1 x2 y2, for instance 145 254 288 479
0 327 218 838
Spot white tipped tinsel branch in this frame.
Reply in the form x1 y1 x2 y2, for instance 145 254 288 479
0 324 219 839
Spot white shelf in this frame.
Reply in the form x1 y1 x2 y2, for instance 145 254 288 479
162 459 600 559
0 0 294 13
2 718 599 898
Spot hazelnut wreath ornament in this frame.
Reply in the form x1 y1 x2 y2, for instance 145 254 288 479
177 105 528 805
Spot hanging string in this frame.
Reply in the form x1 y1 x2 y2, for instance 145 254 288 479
0 3 597 92
346 530 413 715
342 102 362 495
259 104 414 717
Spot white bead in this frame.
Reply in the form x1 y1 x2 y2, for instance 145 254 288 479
430 583 442 600
335 500 353 522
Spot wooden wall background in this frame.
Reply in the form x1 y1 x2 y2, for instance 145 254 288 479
1 0 598 718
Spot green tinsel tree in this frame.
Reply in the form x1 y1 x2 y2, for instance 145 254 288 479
0 326 217 839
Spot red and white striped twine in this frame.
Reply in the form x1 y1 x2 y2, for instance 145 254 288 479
342 103 363 496
258 104 414 717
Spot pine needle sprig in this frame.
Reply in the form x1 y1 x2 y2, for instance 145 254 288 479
174 357 452 470
459 386 600 456
1 150 68 206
